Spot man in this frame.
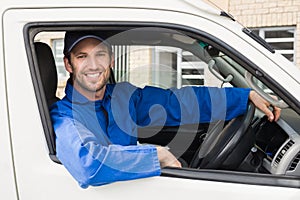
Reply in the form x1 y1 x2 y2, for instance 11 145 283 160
50 31 280 188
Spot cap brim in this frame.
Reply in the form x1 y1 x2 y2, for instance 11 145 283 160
66 35 106 54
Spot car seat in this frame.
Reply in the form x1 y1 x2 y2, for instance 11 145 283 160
34 42 60 107
34 41 60 163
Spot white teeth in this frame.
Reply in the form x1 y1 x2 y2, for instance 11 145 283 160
86 73 100 78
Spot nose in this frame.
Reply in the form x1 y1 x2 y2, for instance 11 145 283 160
86 56 100 70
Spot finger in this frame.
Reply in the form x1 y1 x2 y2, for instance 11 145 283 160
260 105 274 122
172 160 182 168
273 106 281 121
267 113 275 122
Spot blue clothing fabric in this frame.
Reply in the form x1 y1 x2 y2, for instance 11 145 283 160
50 81 250 188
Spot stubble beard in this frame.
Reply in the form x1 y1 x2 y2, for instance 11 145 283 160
74 69 111 93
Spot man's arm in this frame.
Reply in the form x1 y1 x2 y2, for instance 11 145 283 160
135 86 280 125
135 86 251 125
51 112 161 188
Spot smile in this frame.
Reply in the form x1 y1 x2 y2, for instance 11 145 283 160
85 72 101 78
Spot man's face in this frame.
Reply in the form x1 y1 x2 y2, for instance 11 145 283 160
65 38 113 98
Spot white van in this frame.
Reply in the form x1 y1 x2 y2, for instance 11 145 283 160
1 0 300 199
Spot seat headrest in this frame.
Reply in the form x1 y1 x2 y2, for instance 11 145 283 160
34 42 59 107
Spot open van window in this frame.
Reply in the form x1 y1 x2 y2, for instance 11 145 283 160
30 26 238 164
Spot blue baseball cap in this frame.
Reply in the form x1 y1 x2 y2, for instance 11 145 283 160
63 31 111 55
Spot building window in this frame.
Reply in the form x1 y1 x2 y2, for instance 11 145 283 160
112 45 129 82
52 39 68 80
252 27 295 63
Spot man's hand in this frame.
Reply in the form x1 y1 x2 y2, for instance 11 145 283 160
156 146 182 168
249 90 281 122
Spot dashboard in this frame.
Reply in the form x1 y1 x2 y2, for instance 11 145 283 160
254 109 300 176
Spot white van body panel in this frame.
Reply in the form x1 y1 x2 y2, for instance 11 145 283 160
0 32 18 200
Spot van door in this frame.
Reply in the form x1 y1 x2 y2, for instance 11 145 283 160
3 6 300 200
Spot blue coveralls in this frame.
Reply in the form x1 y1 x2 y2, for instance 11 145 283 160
50 81 250 188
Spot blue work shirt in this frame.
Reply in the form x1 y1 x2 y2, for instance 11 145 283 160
50 81 250 188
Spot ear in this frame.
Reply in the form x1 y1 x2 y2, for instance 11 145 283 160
64 56 73 73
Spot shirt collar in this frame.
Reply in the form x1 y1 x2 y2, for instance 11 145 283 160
64 78 113 104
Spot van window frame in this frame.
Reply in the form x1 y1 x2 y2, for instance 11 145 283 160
23 21 300 188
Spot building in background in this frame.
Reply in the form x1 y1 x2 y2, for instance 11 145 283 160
210 0 300 68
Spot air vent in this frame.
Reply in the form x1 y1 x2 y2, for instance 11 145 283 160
273 140 295 167
288 151 300 171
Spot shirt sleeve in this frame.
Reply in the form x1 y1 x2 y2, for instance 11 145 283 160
50 105 161 188
135 86 251 126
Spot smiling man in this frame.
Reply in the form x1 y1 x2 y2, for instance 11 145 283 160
50 31 280 188
63 32 113 100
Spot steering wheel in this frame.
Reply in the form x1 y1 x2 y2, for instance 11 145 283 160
189 102 255 169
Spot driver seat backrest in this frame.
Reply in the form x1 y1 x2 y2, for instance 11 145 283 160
34 42 60 107
34 41 61 163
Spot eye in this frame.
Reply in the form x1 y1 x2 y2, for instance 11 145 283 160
96 52 107 57
76 54 87 59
